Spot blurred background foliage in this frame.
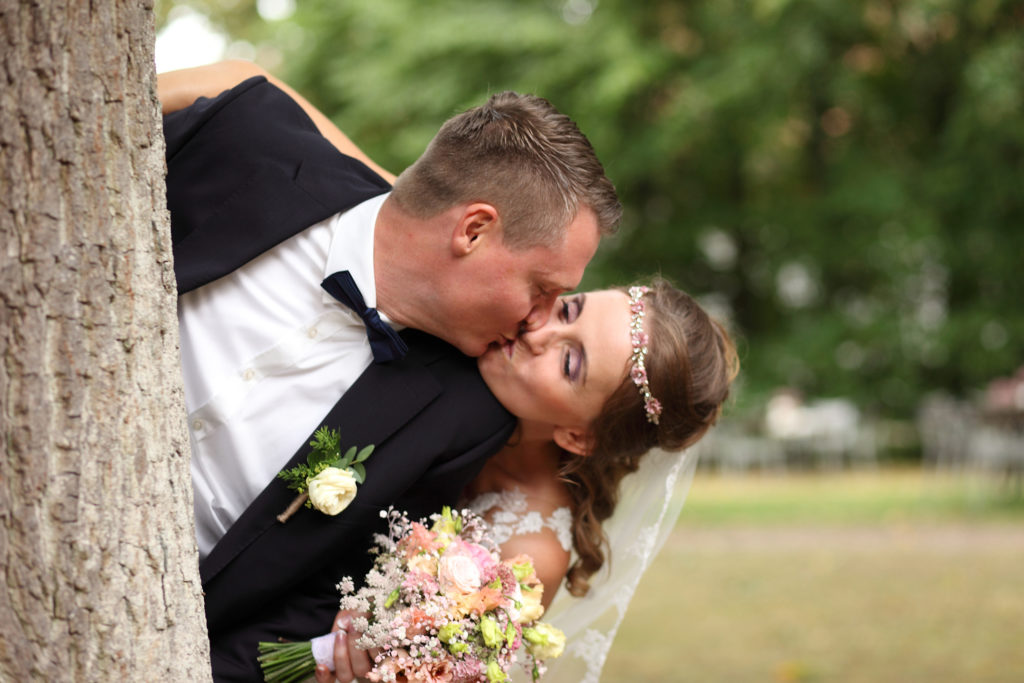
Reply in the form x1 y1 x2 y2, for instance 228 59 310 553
156 0 1024 428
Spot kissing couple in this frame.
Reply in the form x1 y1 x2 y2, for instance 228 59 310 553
160 61 738 682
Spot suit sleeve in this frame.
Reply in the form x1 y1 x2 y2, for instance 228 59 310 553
163 75 271 161
162 75 325 252
162 76 391 294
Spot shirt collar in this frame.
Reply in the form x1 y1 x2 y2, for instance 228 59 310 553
322 192 400 327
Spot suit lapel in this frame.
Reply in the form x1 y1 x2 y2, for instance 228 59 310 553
199 331 445 586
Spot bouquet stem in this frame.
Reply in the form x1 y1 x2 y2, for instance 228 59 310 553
258 632 335 683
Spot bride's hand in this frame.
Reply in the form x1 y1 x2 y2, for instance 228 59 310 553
314 610 378 683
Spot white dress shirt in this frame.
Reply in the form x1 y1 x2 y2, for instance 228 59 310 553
178 193 396 559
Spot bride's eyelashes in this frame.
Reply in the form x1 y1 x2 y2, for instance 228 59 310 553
559 299 572 322
560 295 584 323
557 294 587 384
562 345 584 383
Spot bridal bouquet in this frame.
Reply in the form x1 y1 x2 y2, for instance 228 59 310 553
258 507 565 682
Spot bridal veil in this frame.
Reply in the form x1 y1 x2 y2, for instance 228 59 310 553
539 446 700 682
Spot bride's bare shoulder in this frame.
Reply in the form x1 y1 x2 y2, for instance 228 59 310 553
465 474 573 607
499 527 570 609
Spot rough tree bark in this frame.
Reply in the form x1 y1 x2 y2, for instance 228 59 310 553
0 1 211 679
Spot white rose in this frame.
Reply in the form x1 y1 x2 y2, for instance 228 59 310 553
306 467 358 516
407 553 438 576
438 554 482 594
517 584 545 623
523 622 566 660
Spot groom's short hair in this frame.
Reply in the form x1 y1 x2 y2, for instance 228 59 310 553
390 91 621 248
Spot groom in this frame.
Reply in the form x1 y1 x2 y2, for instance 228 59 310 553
161 63 620 680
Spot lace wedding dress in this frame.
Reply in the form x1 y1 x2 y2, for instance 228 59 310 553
467 448 699 683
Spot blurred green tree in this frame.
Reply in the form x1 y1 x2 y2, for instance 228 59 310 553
159 0 1024 419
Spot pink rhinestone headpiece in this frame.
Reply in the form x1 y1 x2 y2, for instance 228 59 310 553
628 286 662 425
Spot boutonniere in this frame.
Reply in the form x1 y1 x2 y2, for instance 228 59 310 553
276 426 374 523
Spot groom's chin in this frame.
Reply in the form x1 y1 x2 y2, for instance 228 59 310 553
450 336 490 358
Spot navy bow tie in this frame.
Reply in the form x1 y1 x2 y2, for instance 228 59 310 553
321 271 408 363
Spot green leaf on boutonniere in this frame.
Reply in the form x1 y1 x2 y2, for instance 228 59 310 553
308 427 351 471
353 445 374 464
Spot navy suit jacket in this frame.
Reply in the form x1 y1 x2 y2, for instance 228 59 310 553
163 77 515 681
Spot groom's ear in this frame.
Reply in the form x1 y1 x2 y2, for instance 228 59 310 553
553 425 595 457
451 203 500 256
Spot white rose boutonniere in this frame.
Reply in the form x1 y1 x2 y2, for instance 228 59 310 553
306 467 358 515
276 427 374 522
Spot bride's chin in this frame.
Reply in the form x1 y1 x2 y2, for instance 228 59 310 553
476 356 500 388
480 340 512 366
479 343 501 366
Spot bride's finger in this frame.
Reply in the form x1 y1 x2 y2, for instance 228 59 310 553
314 662 334 683
331 629 356 682
346 624 374 679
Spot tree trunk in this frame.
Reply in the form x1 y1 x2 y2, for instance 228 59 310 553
0 1 211 679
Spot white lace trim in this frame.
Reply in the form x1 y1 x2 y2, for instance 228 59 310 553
567 628 613 683
466 487 573 553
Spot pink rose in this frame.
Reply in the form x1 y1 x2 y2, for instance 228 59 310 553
457 540 498 576
438 554 482 594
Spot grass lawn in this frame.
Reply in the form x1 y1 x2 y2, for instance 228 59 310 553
601 468 1024 682
676 467 1024 527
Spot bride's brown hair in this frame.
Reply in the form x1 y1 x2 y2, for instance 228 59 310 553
558 277 739 596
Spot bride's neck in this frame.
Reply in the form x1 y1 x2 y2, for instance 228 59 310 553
483 420 562 485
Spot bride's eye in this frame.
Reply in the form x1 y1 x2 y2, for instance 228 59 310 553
562 346 583 382
560 296 582 323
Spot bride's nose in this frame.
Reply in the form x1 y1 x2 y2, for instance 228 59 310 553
519 325 556 355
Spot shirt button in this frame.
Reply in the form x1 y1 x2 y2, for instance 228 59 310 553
307 327 318 339
192 419 204 432
243 368 255 381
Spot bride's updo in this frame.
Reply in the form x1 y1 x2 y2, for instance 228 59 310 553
559 277 739 596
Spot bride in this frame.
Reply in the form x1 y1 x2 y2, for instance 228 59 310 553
467 281 736 682
160 61 738 682
315 281 736 683
325 281 736 683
